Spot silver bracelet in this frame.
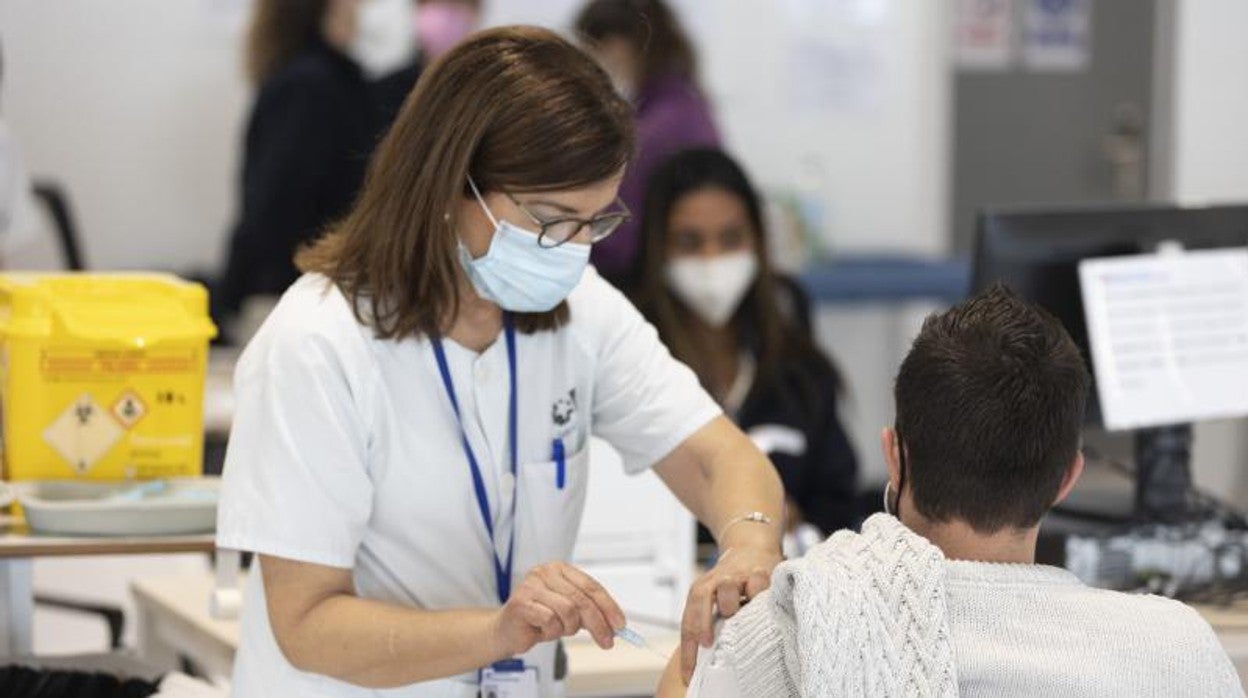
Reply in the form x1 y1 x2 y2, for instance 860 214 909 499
716 511 774 544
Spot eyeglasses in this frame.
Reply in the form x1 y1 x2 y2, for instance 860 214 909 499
506 193 632 249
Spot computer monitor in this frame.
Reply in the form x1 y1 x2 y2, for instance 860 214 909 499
972 202 1248 522
973 203 1248 425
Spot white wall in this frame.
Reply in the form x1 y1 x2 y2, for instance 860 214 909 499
0 0 251 272
2 0 950 276
1164 0 1248 503
691 0 951 256
1170 0 1248 205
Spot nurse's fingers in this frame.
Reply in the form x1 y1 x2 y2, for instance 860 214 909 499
545 568 615 649
715 576 744 618
557 565 625 628
517 599 566 642
557 566 626 629
680 579 715 685
530 587 581 640
745 569 770 599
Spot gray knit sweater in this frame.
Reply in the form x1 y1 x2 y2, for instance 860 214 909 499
688 514 1243 697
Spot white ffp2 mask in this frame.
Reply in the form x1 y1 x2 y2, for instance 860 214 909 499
350 0 417 79
665 252 759 327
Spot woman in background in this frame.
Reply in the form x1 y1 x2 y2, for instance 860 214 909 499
414 0 482 62
216 0 420 335
575 0 720 290
636 148 858 544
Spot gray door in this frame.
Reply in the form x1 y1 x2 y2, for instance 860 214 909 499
952 0 1157 250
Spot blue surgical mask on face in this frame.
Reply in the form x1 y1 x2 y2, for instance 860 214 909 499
458 177 592 312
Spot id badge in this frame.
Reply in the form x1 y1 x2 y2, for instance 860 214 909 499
480 659 539 698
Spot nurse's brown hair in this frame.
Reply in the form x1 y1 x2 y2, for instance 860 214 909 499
298 26 635 338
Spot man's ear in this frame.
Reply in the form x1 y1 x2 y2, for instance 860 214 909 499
1053 450 1085 506
880 427 901 493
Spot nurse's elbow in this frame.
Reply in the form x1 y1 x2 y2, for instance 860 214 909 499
269 611 321 674
259 554 357 676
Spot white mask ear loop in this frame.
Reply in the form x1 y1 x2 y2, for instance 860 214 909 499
466 175 501 228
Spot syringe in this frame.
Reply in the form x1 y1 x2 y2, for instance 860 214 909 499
614 626 670 659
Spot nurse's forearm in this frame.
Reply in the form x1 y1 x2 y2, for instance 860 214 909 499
260 554 509 688
655 416 784 551
658 418 785 685
704 446 785 552
289 595 503 688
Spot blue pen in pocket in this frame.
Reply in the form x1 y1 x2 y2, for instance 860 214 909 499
552 438 566 490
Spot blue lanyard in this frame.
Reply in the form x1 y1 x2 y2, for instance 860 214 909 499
431 315 518 605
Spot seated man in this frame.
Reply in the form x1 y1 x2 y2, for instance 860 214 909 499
659 284 1242 697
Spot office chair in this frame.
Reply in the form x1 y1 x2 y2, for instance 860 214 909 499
30 180 86 271
19 181 126 652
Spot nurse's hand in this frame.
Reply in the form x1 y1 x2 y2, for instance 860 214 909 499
491 562 626 657
680 546 782 684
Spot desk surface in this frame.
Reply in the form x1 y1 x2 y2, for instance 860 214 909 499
1195 600 1248 632
0 515 214 558
131 573 1248 694
130 573 675 696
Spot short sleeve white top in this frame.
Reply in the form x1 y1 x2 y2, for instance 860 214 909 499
217 268 721 697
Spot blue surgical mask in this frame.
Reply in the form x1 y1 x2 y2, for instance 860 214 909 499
458 178 591 312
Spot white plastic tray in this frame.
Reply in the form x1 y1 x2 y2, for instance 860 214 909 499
12 477 219 537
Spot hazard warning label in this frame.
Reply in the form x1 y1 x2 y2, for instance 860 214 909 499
111 390 147 428
42 394 124 474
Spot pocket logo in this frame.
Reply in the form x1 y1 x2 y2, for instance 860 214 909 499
551 388 578 428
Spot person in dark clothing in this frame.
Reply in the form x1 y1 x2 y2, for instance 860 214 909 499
575 0 720 290
216 0 421 330
635 148 858 544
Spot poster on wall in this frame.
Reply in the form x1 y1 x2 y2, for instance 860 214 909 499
782 0 890 114
1023 0 1092 72
789 41 884 113
954 0 1014 71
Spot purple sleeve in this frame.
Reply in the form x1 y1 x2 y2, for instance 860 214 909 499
590 89 721 280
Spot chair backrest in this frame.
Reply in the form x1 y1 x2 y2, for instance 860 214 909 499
30 180 85 270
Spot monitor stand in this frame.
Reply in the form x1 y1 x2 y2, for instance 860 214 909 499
1134 424 1194 523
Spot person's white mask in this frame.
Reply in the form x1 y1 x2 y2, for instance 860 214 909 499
665 251 759 327
604 69 636 101
350 0 417 79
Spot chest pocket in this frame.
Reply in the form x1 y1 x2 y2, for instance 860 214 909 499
517 445 590 565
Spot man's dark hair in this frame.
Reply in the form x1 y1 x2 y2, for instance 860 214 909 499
894 283 1091 533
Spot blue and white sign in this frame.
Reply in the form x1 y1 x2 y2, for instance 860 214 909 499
1023 0 1091 72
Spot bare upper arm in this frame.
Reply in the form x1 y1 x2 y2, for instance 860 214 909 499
653 417 735 506
258 554 355 661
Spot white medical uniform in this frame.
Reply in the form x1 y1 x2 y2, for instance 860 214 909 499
217 268 721 697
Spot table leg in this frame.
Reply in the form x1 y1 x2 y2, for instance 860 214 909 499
0 558 34 656
135 596 180 671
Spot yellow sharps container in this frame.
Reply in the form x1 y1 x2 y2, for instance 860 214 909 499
0 273 217 481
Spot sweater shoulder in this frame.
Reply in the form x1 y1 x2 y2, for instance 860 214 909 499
716 590 797 697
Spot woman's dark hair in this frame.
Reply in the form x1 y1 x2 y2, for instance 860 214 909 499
245 0 329 85
298 26 635 339
636 147 842 410
574 0 697 86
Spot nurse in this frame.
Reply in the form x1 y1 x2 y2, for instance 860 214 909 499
217 26 785 697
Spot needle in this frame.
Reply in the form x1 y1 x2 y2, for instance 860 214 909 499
614 626 670 659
